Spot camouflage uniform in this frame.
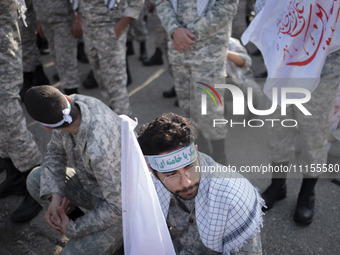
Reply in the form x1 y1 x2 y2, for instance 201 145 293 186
127 1 148 43
79 0 144 116
268 50 340 176
26 94 123 254
154 153 263 255
0 0 42 171
32 0 80 90
154 0 239 140
19 0 42 73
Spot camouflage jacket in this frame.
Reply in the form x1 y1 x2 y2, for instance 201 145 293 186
154 0 239 66
40 94 122 239
153 153 263 254
80 0 144 28
32 0 73 23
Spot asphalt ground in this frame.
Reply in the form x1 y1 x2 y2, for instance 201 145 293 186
1 1 340 254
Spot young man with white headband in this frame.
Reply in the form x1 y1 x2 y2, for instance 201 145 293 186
24 85 123 254
138 113 263 255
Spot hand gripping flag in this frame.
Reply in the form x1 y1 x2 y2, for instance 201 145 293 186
242 0 340 100
120 115 176 255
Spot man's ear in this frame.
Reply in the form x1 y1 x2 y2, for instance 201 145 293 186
65 95 72 103
42 125 52 132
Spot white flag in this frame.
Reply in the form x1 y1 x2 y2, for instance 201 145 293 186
120 115 176 255
242 0 340 99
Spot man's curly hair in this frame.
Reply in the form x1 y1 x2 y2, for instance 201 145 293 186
138 113 198 155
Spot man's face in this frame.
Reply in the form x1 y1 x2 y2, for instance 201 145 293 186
155 159 200 200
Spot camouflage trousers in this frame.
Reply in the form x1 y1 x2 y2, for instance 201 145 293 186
83 24 131 116
172 65 227 140
268 79 339 176
27 167 123 255
127 3 148 43
0 0 42 172
154 12 168 51
19 0 42 72
39 20 80 90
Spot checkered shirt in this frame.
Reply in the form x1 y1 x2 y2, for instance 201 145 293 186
153 153 263 254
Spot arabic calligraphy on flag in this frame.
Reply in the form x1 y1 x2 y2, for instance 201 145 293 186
242 0 340 100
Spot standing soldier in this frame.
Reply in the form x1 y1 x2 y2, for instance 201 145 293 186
153 0 239 164
75 0 144 116
0 0 43 223
31 0 81 95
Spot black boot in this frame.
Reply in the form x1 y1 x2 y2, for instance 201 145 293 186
143 47 163 66
0 157 6 173
261 163 288 211
0 159 26 198
211 139 227 165
36 34 49 55
11 191 42 223
53 73 60 82
82 70 98 89
33 64 50 86
64 88 78 95
77 42 89 63
139 41 147 62
126 40 134 55
126 54 132 85
20 72 34 102
294 176 318 225
163 86 177 98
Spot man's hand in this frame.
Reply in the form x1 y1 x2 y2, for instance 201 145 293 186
114 16 133 38
56 198 70 235
172 28 195 53
36 20 46 39
45 194 62 234
72 12 83 39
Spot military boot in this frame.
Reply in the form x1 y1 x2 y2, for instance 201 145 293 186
163 86 177 98
20 72 34 102
77 41 89 63
143 47 163 66
294 176 318 225
33 64 50 86
0 157 6 173
139 41 147 62
126 40 134 55
126 55 132 85
0 158 26 198
82 70 98 89
261 163 288 211
11 191 42 223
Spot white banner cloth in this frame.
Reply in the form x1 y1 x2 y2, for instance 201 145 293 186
120 115 176 255
242 0 340 99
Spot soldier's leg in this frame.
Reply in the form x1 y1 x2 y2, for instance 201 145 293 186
96 25 131 115
232 232 262 255
53 21 80 93
293 78 338 224
19 0 49 100
191 61 228 164
20 0 42 73
62 225 123 255
262 105 296 211
0 1 43 222
0 2 42 171
171 65 191 116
